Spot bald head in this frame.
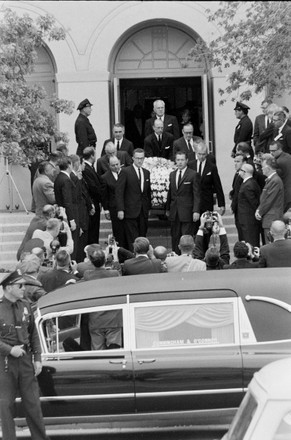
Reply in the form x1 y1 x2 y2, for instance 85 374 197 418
270 220 286 239
105 142 117 156
154 246 168 261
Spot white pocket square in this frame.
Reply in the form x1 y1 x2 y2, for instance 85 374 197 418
183 182 191 185
167 123 173 127
165 146 170 149
207 172 211 175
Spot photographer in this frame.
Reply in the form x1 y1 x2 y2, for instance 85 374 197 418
193 211 230 268
258 220 291 267
32 217 73 265
38 249 78 293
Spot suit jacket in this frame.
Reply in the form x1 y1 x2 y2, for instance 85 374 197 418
38 269 78 293
223 259 259 269
83 267 120 281
259 240 291 267
165 255 206 272
101 170 119 211
144 132 174 159
115 165 151 219
253 114 270 148
173 137 197 162
274 124 291 155
193 231 230 266
82 162 104 207
229 172 243 214
145 114 180 139
32 174 56 217
258 172 284 228
237 177 261 224
54 172 76 224
122 256 162 275
96 150 132 176
75 113 97 156
188 157 225 212
276 151 291 208
101 138 134 157
233 115 253 153
166 167 200 222
125 116 145 148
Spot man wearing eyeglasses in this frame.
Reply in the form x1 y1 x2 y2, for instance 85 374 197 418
0 270 49 440
271 110 291 155
237 164 261 247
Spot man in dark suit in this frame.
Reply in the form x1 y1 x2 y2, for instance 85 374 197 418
166 151 200 254
122 237 162 275
189 140 225 214
253 98 273 154
82 147 105 244
38 249 78 293
223 241 258 269
125 104 145 148
259 220 291 267
271 110 291 155
97 141 132 176
229 154 246 241
102 156 127 248
101 123 134 157
270 140 291 212
255 154 284 242
116 148 151 251
144 99 180 139
232 102 253 157
173 123 199 162
144 118 174 159
75 99 97 157
237 163 261 247
83 249 120 280
54 157 77 242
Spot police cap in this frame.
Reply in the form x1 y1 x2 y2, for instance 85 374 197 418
77 99 93 111
234 101 250 111
0 269 25 288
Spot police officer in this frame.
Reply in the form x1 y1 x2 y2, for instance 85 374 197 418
232 101 253 158
0 270 49 440
75 98 97 157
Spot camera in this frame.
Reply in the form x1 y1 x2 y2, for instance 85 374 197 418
204 211 218 232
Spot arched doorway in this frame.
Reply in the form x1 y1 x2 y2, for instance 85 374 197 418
110 22 214 151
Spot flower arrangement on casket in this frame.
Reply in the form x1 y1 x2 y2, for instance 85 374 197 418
143 157 177 207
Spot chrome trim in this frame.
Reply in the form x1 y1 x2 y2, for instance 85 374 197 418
245 295 291 312
16 388 244 403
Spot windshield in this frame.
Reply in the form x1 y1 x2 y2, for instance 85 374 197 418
225 391 258 440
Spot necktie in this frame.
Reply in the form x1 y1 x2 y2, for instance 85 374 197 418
138 167 141 184
12 302 25 344
117 141 120 151
198 161 202 176
187 140 192 151
177 170 182 188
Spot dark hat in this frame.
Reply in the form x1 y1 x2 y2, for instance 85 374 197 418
234 102 250 111
23 238 45 253
0 269 25 288
77 99 93 111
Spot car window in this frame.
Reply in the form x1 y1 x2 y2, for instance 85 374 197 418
225 391 258 440
41 308 124 353
133 300 235 349
274 410 291 440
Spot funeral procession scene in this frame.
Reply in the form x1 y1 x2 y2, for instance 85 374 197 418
1 1 291 439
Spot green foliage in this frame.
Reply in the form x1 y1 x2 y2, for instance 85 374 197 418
189 1 291 103
0 8 74 165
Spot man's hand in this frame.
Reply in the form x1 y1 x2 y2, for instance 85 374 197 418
216 212 224 228
70 219 77 231
165 210 170 217
34 361 42 376
117 211 124 220
218 206 225 216
104 211 111 221
199 212 207 228
10 345 25 358
193 212 200 222
255 209 262 221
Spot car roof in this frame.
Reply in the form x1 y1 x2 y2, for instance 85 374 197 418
38 268 291 315
253 357 291 399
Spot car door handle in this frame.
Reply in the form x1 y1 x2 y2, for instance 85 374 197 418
137 359 156 365
109 359 127 369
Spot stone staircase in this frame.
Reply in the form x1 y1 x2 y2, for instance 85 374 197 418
0 208 238 272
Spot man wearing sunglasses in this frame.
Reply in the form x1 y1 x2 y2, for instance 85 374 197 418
0 270 49 440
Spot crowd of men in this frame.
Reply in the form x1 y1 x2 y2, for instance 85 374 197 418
2 96 291 440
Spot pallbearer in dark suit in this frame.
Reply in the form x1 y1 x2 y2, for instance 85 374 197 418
237 163 261 247
101 123 135 157
102 156 127 248
144 118 174 159
116 148 151 251
97 141 132 176
82 147 105 244
144 99 180 139
166 151 200 254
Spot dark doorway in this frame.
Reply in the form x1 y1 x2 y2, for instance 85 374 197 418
120 77 203 147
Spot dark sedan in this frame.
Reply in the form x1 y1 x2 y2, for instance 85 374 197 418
15 269 291 429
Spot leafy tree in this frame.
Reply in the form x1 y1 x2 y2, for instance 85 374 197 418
0 8 74 165
189 1 291 104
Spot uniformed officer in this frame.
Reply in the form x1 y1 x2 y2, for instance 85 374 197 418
75 98 97 157
232 101 253 157
0 270 49 440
